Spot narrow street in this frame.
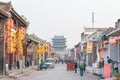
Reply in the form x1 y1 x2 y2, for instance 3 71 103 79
19 63 98 80
0 1 120 80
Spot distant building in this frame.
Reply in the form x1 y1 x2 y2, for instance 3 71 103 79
52 36 67 51
52 36 67 58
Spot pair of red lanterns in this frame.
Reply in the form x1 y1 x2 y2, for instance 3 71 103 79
104 36 120 45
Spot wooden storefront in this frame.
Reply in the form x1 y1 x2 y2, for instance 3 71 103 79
0 1 28 73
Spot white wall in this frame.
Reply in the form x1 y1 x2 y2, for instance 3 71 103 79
110 44 118 62
102 47 109 64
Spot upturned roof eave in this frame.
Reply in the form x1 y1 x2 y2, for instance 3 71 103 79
106 28 120 37
10 8 29 27
0 7 11 18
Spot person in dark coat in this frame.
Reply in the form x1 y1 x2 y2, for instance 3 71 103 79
83 60 86 72
107 56 113 64
74 61 78 73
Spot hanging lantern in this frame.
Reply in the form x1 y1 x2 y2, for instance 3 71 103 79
12 43 16 47
18 45 22 49
18 48 22 53
18 40 22 44
13 40 16 43
98 47 102 61
11 29 16 37
7 48 11 53
6 26 11 31
7 38 11 41
6 19 14 28
37 49 42 54
103 40 109 45
110 38 116 45
83 45 86 49
11 48 16 53
114 36 119 42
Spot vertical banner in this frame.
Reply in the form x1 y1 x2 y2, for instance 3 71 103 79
87 42 93 53
99 48 102 61
104 64 111 78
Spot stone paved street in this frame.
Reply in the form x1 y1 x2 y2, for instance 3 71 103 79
19 63 98 80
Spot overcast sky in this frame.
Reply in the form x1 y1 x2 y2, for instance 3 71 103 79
2 0 120 48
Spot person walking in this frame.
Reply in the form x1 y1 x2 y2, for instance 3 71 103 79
107 56 113 76
74 61 78 73
79 60 84 76
83 60 86 72
114 62 118 73
40 58 43 70
107 56 113 64
101 58 104 76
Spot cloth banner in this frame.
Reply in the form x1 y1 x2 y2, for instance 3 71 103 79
103 64 111 78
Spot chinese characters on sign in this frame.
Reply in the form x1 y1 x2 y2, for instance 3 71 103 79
87 42 93 53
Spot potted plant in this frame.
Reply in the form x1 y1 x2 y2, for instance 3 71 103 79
113 73 120 80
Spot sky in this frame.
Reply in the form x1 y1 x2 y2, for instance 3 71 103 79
2 0 120 48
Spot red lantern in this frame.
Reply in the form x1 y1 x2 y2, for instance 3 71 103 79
110 38 116 45
99 48 102 52
83 45 86 49
6 19 14 28
114 36 119 42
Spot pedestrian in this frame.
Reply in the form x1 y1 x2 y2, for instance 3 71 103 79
101 58 104 67
83 60 86 72
101 58 104 75
114 62 118 73
107 56 113 64
26 56 30 67
40 58 43 70
107 56 113 76
74 61 78 73
79 60 84 76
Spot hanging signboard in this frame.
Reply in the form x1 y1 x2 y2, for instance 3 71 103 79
87 42 93 53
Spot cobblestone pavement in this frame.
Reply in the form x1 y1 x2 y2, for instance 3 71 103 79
19 64 98 80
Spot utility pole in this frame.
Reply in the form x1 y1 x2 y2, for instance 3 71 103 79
92 12 94 27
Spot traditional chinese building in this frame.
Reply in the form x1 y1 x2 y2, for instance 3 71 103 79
52 36 67 51
0 1 29 74
0 2 10 74
52 36 67 58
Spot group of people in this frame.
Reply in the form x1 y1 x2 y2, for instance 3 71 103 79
107 56 119 74
74 60 86 76
73 56 119 77
101 56 119 76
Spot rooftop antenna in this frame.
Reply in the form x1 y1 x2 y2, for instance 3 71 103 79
92 12 94 27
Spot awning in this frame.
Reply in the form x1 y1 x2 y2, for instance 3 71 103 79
100 30 109 40
106 28 120 37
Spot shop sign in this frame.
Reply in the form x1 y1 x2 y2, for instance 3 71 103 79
87 42 93 53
